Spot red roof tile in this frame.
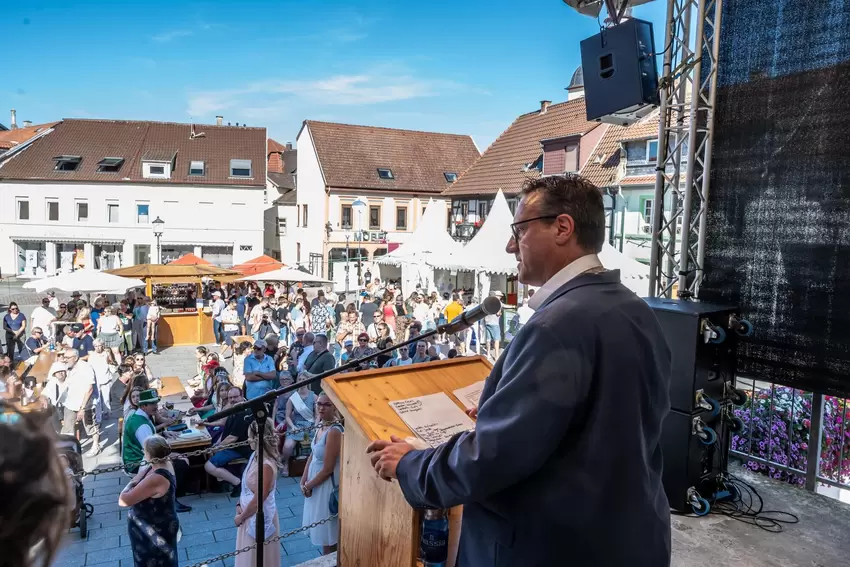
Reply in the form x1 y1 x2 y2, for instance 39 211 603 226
0 119 266 186
441 98 601 197
304 121 480 194
0 121 60 150
578 111 662 187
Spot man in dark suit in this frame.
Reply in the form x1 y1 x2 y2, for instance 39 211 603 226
368 175 672 566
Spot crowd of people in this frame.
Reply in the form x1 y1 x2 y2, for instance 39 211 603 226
0 278 517 566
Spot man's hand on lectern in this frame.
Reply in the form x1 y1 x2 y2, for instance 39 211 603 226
366 435 415 481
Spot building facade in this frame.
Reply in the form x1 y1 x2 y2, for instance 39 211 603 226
0 118 267 277
292 120 480 283
263 138 298 263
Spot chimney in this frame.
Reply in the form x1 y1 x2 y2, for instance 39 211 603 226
540 100 551 114
216 115 223 126
23 120 32 127
10 109 17 129
285 142 293 151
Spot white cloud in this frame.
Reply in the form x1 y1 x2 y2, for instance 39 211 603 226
186 72 450 118
151 29 193 42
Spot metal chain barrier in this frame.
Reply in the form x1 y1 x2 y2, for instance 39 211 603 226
184 514 339 567
82 420 343 477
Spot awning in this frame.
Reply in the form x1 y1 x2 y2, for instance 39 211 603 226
12 236 124 245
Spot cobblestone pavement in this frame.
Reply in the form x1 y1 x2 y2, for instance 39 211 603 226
51 345 325 567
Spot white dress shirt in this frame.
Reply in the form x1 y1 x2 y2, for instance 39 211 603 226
528 254 603 310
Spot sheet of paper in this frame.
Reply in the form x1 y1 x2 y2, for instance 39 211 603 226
452 380 486 410
389 392 476 447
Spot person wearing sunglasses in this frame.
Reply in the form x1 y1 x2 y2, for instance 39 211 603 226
368 175 673 567
3 302 27 360
243 339 278 401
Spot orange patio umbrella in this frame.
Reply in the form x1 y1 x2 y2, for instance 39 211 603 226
168 252 211 266
231 254 285 276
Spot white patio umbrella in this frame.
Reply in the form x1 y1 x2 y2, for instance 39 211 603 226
238 266 332 286
22 268 145 294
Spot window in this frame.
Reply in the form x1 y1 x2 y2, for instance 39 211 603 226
137 204 150 224
642 198 653 224
149 165 165 175
96 157 124 173
341 205 353 229
422 206 427 216
188 160 205 176
444 172 458 183
53 155 81 171
369 206 381 230
276 218 287 236
230 159 252 177
107 203 119 223
396 206 407 230
297 242 301 263
46 200 59 222
76 202 88 222
302 204 309 227
647 140 659 162
377 168 394 180
296 205 300 227
16 199 29 220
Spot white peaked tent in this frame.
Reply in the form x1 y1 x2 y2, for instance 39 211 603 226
22 268 145 294
598 243 650 295
376 199 464 293
437 189 518 275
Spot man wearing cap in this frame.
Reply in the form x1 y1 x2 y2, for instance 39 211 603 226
61 349 100 455
243 339 278 400
30 298 57 343
71 324 94 361
483 291 504 360
122 388 192 512
211 291 226 346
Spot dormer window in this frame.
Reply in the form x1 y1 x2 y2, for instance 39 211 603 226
97 157 124 173
230 159 252 177
444 172 458 183
142 151 175 179
53 155 81 171
189 160 205 176
377 168 394 180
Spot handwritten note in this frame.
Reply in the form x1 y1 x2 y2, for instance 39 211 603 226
389 392 476 447
452 381 486 410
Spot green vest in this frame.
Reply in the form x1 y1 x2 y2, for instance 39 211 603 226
123 412 153 471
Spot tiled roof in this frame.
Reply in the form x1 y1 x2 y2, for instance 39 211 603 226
0 119 266 186
268 171 296 191
619 175 657 186
272 186 297 205
442 98 601 197
0 121 60 150
579 111 662 187
304 120 479 194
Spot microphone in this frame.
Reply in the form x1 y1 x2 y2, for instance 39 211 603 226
440 295 502 334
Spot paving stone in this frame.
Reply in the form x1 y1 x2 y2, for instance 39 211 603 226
86 524 128 541
181 516 236 535
278 494 305 508
90 510 123 528
278 505 295 519
92 485 125 497
176 530 217 548
281 515 303 530
206 505 237 519
84 545 133 565
283 536 318 555
185 539 237 560
62 535 121 554
212 526 238 543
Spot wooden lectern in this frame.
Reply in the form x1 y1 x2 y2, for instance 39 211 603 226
322 356 492 567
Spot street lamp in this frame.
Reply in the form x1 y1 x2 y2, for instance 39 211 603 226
152 216 165 264
352 199 367 291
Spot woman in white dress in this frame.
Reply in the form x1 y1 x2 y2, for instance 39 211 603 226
89 339 118 421
233 417 280 567
301 392 343 555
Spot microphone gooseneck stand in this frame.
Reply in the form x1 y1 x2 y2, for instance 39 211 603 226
208 296 500 567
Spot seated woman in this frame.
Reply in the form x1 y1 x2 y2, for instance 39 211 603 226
121 372 151 424
192 381 234 443
189 367 230 418
274 374 318 477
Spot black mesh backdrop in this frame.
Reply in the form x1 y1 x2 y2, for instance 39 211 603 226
699 3 850 396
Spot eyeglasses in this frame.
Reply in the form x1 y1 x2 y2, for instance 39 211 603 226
316 402 334 408
253 346 264 351
358 338 368 342
510 215 559 241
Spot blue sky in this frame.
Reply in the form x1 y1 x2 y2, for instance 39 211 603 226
2 0 667 150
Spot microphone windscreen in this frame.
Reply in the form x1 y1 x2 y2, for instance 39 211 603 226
481 295 502 315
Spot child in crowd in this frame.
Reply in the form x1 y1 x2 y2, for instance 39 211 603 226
340 340 354 364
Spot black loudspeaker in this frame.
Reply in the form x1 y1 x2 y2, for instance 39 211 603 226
579 18 660 125
644 299 750 512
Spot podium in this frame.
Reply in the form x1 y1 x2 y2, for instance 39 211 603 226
322 356 493 567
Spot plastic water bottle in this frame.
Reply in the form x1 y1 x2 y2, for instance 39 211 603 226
420 508 449 567
49 337 55 352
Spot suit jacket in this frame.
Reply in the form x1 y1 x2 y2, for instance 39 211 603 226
396 270 672 567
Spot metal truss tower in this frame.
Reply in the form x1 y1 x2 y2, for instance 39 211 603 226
647 0 722 298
